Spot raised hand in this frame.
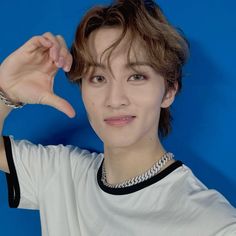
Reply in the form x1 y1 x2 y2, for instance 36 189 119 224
0 32 75 118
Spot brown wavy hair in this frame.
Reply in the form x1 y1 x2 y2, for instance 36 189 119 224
66 0 189 137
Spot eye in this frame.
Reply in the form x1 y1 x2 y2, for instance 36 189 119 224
128 74 147 81
90 75 106 84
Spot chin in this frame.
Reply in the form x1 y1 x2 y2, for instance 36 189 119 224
102 136 140 149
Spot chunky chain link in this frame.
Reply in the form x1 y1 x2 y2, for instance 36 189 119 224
101 152 174 188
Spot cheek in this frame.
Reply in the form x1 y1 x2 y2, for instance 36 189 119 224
133 85 164 109
82 94 105 139
134 87 164 128
82 89 102 123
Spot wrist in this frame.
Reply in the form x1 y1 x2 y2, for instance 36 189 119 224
0 89 25 109
0 66 25 109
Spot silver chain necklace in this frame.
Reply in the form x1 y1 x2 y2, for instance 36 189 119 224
101 152 174 188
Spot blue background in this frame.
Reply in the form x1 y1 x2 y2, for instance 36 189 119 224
0 0 236 235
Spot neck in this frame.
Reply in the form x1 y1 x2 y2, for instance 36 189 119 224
103 137 171 185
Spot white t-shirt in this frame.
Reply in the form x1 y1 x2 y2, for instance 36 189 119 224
3 135 236 236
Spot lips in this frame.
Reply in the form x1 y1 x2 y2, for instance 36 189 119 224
104 115 136 126
104 115 136 121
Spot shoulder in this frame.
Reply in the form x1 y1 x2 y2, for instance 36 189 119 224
172 164 235 210
7 135 104 174
171 164 236 233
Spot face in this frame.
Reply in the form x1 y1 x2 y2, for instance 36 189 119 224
81 27 176 148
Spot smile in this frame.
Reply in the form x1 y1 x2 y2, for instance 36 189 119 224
104 116 136 127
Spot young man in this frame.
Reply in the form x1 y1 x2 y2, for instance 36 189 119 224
0 0 236 235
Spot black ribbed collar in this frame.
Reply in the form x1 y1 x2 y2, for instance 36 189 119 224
97 159 183 195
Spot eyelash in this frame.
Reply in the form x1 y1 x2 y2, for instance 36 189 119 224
89 74 148 84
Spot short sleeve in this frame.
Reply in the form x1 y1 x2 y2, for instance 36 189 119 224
3 135 87 210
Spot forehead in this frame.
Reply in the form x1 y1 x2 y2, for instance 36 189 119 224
87 27 147 63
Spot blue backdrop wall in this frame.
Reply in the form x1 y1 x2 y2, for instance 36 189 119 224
0 0 236 235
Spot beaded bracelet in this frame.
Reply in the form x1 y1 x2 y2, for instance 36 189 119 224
0 90 25 108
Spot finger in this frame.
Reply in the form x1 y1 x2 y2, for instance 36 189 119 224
43 32 61 63
40 92 76 118
20 36 53 53
56 35 73 72
38 36 53 48
55 47 72 72
56 35 68 49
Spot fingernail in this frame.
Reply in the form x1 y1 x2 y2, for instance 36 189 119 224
64 65 70 72
58 57 64 67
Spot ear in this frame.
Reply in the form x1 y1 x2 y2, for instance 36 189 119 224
161 82 178 108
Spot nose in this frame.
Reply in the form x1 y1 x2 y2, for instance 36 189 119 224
105 80 130 109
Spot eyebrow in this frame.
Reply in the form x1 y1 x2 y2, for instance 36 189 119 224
88 61 153 69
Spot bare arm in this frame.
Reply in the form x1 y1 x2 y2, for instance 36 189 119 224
0 102 12 173
0 32 75 173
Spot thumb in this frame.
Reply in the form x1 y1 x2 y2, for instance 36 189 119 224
40 93 76 118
